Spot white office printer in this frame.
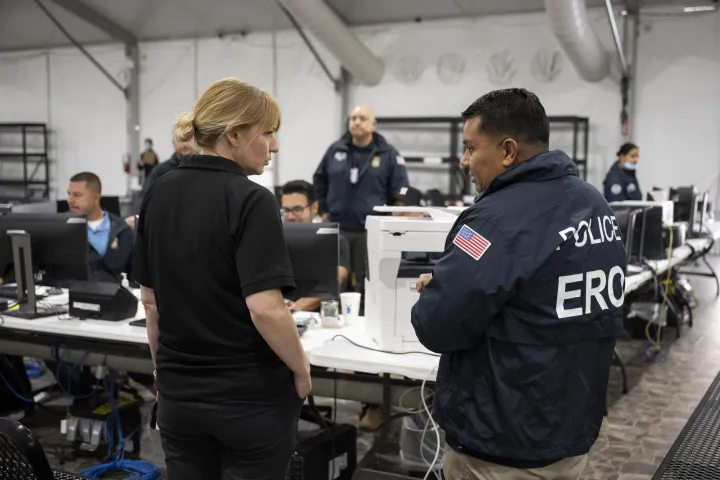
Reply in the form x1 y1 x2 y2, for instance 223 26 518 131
364 206 462 353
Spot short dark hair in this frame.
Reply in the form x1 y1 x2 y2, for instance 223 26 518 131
70 172 102 193
461 88 550 144
617 142 638 157
281 180 315 203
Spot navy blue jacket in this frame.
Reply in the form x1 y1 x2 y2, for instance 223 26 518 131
88 212 135 284
313 132 408 232
411 150 626 466
603 162 641 202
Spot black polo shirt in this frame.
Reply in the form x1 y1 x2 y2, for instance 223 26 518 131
133 154 296 403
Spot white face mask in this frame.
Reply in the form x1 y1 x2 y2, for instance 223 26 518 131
144 143 151 151
623 162 637 171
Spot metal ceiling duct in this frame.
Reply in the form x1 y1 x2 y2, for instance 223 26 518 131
277 0 385 86
544 0 611 82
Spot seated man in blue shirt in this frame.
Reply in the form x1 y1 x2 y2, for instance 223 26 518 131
67 172 134 283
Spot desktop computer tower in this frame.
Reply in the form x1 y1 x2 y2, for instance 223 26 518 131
69 282 138 321
287 424 357 480
612 201 671 262
631 207 666 261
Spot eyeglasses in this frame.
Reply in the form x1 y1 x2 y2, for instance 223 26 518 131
281 206 310 216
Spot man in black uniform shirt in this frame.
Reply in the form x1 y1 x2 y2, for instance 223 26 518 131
280 179 350 311
411 89 626 479
313 105 408 290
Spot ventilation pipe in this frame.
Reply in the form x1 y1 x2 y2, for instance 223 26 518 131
544 0 611 82
277 0 384 86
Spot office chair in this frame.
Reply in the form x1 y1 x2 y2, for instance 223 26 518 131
0 417 89 479
425 189 445 207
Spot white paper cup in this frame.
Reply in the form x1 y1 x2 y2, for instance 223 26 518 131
340 292 362 325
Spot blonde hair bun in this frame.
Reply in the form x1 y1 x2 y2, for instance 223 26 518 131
182 78 281 150
173 111 195 143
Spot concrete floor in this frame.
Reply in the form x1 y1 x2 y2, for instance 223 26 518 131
10 255 720 479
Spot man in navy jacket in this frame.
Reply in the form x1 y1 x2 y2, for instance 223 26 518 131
411 89 626 479
67 172 134 284
313 105 408 290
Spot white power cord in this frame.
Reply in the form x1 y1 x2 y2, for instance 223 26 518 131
421 366 441 480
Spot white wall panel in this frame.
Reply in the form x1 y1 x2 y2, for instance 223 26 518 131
48 45 126 196
275 30 341 185
634 11 720 204
350 12 621 192
0 9 716 206
140 40 196 163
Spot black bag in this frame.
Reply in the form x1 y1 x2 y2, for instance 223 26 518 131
0 355 34 416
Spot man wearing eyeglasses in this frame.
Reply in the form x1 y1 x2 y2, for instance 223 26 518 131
280 180 350 312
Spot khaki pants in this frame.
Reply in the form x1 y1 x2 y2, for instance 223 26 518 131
443 445 588 480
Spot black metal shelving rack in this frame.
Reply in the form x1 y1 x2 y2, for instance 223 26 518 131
375 117 467 196
0 123 51 202
548 116 590 181
375 115 590 197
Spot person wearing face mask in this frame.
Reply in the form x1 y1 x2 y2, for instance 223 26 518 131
138 138 159 184
603 142 641 202
411 89 626 480
133 78 310 480
126 135 199 228
313 105 409 293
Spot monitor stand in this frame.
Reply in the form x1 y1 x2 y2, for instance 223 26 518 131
4 230 64 319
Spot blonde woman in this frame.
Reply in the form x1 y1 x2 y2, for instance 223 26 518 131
133 78 310 480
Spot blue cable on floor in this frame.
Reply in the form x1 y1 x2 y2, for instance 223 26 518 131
0 372 35 403
80 373 161 480
81 460 160 480
2 349 160 479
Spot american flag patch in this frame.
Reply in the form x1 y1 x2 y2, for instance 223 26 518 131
453 224 491 261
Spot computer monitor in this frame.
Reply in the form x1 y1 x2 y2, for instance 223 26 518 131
613 207 643 264
0 213 89 318
669 186 697 223
57 196 121 216
695 191 710 236
282 222 339 301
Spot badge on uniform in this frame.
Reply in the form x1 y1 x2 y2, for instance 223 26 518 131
610 184 622 195
110 237 119 250
627 183 636 192
396 155 406 166
453 224 491 261
371 156 381 168
334 151 347 162
350 167 359 184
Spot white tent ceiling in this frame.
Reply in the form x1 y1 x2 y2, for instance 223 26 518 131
0 0 709 51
